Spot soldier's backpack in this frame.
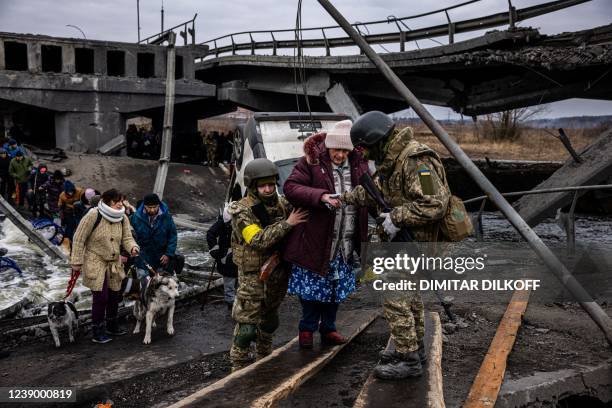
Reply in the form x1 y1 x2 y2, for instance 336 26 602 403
439 194 473 242
396 144 473 242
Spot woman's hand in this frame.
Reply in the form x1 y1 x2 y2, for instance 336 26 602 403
286 208 309 226
321 193 341 209
131 247 140 257
71 264 82 272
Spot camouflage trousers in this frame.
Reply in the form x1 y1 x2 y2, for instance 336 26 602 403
229 267 288 371
382 291 425 354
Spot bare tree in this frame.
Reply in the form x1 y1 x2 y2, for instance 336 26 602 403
480 105 548 141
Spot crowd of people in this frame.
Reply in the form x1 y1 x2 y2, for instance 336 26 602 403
0 138 98 243
125 123 232 166
3 112 451 382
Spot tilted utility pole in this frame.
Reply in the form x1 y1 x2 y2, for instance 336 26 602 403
153 31 176 200
316 0 612 345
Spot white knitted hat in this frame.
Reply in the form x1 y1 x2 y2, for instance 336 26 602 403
324 119 354 151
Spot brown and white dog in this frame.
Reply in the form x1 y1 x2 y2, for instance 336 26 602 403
130 272 179 345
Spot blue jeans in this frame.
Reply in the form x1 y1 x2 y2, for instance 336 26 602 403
223 277 236 304
299 298 339 334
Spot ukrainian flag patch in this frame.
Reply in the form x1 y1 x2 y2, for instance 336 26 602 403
417 164 435 195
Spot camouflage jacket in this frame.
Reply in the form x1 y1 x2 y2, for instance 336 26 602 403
343 127 450 241
227 193 293 272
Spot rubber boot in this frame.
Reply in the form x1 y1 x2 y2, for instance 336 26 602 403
91 323 112 344
299 331 313 349
106 317 127 336
321 331 347 346
229 344 252 372
373 351 422 380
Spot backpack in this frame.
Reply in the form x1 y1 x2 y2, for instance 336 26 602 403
396 145 473 242
439 195 473 242
92 209 124 232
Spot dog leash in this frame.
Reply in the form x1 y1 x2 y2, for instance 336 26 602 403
64 267 80 300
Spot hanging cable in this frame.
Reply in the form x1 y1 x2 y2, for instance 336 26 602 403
294 0 315 127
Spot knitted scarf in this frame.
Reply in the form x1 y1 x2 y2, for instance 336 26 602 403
98 201 125 223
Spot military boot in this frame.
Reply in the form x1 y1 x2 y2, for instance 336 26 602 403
417 340 427 364
229 344 252 372
373 351 422 380
380 341 427 364
255 330 273 361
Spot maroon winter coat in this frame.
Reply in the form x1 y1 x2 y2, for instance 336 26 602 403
283 133 370 276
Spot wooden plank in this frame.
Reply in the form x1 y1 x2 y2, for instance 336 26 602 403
514 127 612 227
463 290 530 408
427 312 445 408
97 134 126 155
168 309 379 408
353 312 445 408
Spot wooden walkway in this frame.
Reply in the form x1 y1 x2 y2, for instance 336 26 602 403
169 309 380 408
353 312 444 408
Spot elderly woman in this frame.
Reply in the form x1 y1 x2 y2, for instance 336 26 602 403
70 189 139 344
283 119 370 348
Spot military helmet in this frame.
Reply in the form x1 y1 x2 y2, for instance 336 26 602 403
350 111 395 147
243 158 279 187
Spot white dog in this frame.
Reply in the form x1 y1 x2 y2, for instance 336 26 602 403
132 273 179 344
47 301 78 348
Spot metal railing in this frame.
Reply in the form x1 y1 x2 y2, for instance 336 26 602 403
139 14 198 45
200 0 590 59
468 184 612 254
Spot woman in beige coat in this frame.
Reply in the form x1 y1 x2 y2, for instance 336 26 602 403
70 189 139 343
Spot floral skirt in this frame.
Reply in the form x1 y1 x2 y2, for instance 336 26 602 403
288 254 355 303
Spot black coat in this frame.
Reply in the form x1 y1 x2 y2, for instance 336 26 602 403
29 171 49 190
0 156 11 178
206 215 237 278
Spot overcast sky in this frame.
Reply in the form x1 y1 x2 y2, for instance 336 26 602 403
1 0 611 118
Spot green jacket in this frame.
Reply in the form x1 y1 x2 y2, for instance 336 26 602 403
9 157 34 183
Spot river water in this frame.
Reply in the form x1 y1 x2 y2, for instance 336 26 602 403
0 212 610 318
0 221 212 317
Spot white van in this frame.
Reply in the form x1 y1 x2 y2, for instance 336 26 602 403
227 112 349 200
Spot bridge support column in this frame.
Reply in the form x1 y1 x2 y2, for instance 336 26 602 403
125 51 137 77
325 82 361 120
62 45 75 74
55 111 125 153
94 48 107 75
27 42 41 73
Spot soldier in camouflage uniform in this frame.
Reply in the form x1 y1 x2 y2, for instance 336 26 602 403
204 131 218 167
341 111 450 380
227 158 308 371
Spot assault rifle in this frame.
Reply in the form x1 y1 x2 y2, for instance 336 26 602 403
358 173 456 322
359 173 414 243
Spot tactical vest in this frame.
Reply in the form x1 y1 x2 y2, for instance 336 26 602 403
231 195 287 273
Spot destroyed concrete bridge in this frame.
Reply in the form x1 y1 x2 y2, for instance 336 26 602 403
198 24 612 119
0 0 610 151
